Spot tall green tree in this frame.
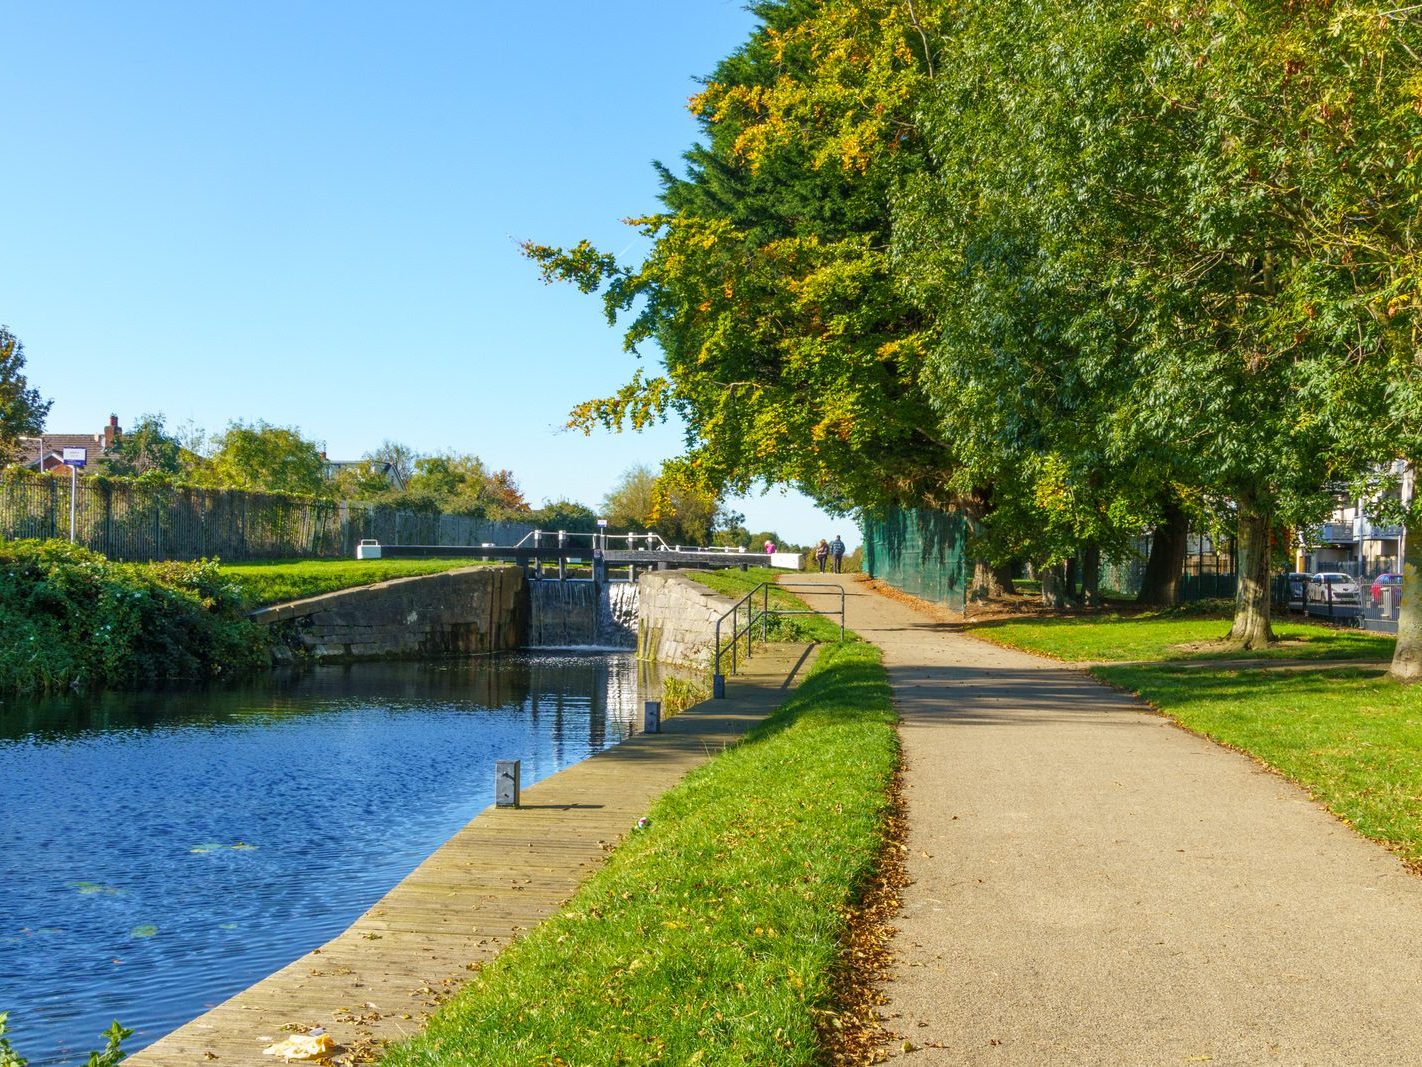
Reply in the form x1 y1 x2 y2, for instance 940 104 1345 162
526 1 980 561
203 421 328 497
899 0 1369 646
106 413 184 477
0 327 51 467
601 464 723 545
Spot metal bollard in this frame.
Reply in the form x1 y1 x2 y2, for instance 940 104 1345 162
1384 586 1394 619
643 700 661 734
495 760 521 808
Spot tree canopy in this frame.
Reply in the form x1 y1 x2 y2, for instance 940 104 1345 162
528 0 1422 669
0 327 51 467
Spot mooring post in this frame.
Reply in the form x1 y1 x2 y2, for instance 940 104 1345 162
713 673 725 699
643 700 661 733
495 759 521 808
533 531 543 581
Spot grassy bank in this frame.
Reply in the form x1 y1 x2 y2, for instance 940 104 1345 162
971 608 1422 866
685 567 846 644
972 610 1394 662
0 540 266 693
381 638 895 1066
215 557 489 608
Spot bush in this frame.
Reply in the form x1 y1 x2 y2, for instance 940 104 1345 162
0 539 268 693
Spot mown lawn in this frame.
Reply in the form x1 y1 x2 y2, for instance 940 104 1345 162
971 611 1395 662
214 558 490 608
379 639 895 1066
1098 663 1422 866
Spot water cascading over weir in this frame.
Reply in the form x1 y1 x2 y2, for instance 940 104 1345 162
528 580 638 649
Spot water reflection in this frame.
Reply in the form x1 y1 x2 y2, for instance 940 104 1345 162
0 653 662 1065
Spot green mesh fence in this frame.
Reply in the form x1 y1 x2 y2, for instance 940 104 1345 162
862 507 969 611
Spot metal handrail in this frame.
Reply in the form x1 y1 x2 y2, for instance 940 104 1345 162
513 529 671 551
711 582 846 698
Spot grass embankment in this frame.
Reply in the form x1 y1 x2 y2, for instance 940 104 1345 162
972 610 1394 662
972 609 1422 866
382 635 893 1065
685 567 846 644
0 540 266 693
216 557 488 608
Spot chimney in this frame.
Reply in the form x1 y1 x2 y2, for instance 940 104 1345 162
104 414 120 449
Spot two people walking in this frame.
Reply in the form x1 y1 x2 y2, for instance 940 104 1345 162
813 535 846 573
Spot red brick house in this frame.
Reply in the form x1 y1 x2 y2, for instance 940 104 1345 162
16 415 122 474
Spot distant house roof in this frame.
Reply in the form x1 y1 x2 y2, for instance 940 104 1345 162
15 416 123 471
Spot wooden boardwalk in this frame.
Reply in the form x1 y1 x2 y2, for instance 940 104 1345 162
128 643 816 1066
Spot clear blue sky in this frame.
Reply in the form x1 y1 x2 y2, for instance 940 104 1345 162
0 2 861 549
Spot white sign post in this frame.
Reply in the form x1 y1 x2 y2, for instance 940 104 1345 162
62 448 86 542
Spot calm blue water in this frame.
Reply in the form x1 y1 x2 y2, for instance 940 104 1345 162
0 653 654 1065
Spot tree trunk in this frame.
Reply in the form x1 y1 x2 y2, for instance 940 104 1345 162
992 561 1017 596
1081 542 1101 609
963 487 1014 600
1040 561 1068 609
971 558 1014 599
1390 501 1422 681
1064 557 1079 603
1228 495 1275 649
1138 497 1188 608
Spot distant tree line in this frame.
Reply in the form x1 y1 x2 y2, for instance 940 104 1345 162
0 331 795 548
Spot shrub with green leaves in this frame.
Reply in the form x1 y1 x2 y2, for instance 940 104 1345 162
0 539 267 693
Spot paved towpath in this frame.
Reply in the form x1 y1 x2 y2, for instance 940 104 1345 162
128 642 815 1066
793 575 1422 1065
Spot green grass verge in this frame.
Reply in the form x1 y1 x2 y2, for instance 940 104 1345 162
971 611 1394 662
213 558 490 608
1097 663 1422 866
683 568 847 644
379 639 896 1066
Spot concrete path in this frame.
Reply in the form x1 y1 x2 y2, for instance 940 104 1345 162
128 643 815 1066
794 575 1422 1065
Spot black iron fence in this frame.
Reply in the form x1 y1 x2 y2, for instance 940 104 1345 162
0 477 535 562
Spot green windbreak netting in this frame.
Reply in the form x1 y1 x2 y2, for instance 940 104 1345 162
862 507 969 611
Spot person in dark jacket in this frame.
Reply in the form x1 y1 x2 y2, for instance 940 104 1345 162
830 535 846 573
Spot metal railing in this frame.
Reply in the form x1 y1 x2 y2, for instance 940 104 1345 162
513 529 670 551
711 582 845 698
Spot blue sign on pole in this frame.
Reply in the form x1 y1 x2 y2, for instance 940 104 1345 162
61 447 86 468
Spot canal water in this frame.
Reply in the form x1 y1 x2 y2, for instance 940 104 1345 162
0 652 663 1064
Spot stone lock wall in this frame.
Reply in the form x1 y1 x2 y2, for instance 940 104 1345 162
636 571 737 668
251 566 527 663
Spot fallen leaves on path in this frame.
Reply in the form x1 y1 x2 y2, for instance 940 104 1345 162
818 764 910 1065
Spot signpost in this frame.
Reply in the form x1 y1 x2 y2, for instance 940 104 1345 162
62 448 86 542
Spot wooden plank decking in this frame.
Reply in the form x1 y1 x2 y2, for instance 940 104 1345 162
128 643 817 1066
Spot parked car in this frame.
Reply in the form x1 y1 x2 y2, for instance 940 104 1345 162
1307 572 1362 607
1284 572 1310 607
1370 572 1404 608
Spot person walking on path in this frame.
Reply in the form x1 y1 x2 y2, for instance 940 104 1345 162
789 571 1422 1063
813 539 829 572
829 534 845 573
